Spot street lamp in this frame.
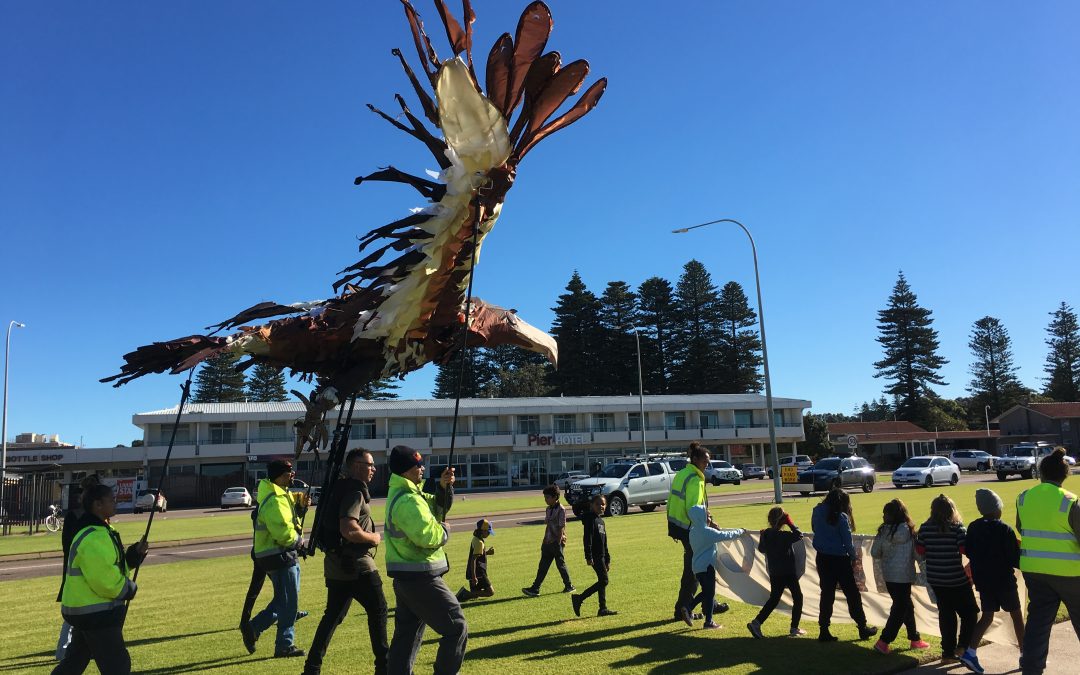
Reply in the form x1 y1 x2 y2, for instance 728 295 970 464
672 218 783 504
1 321 27 532
634 329 647 456
984 405 991 437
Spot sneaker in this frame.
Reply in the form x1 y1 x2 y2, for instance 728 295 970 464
597 608 618 617
959 651 984 674
679 607 693 627
818 629 838 643
713 602 730 615
571 593 583 618
910 639 930 649
295 610 309 621
240 622 256 655
521 587 540 598
873 640 890 654
455 587 471 602
273 646 305 658
789 628 807 637
702 621 722 630
562 585 576 593
747 620 764 639
858 625 879 641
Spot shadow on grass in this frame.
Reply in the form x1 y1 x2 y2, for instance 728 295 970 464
1 628 232 663
467 620 923 674
0 658 55 672
137 655 275 674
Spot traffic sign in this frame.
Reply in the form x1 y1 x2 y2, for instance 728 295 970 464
846 434 859 450
781 466 798 484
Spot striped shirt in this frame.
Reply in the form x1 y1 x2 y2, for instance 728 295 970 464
917 521 970 587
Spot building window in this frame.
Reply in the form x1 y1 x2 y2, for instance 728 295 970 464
473 416 499 436
734 410 753 428
592 413 615 432
434 417 462 436
469 452 508 488
350 419 376 440
168 464 197 475
257 421 286 442
389 419 418 438
554 414 576 433
208 423 235 445
628 412 642 432
700 411 719 429
665 412 686 430
773 410 785 427
158 423 190 445
517 415 539 435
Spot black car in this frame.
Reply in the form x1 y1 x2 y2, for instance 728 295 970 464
796 456 875 493
734 463 767 480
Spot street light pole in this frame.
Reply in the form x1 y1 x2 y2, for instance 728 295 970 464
984 405 991 437
672 218 782 504
634 329 647 456
1 321 27 533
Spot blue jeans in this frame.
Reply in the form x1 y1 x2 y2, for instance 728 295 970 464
251 564 300 652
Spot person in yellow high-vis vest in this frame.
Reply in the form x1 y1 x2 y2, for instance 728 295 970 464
1015 447 1080 675
53 483 147 675
666 442 727 621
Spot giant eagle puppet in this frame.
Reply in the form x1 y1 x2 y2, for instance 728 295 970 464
103 0 607 458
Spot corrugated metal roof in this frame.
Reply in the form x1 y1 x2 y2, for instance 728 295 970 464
134 393 812 421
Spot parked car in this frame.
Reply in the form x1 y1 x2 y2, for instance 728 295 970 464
564 458 674 517
221 487 253 509
796 456 875 493
995 443 1075 480
767 454 814 479
309 486 322 506
949 450 995 472
134 489 167 514
733 463 767 480
892 456 960 488
553 472 590 490
704 460 742 486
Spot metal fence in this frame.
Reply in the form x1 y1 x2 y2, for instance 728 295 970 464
1 473 61 536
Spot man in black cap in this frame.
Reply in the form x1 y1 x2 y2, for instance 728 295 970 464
302 449 388 675
383 445 463 675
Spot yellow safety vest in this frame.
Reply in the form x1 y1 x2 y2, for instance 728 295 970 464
60 523 137 619
253 479 304 560
384 473 449 576
666 464 706 531
1017 482 1080 576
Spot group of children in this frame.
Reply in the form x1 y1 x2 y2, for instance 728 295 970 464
456 482 1026 674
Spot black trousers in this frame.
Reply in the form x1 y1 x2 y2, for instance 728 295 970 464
579 562 609 610
881 581 920 644
675 535 697 615
754 573 803 629
816 552 867 629
931 584 978 656
240 560 266 624
1021 573 1080 675
303 571 388 674
530 542 572 590
388 575 467 675
51 622 130 675
688 567 718 623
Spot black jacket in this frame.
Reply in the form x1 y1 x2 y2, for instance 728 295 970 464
581 511 610 565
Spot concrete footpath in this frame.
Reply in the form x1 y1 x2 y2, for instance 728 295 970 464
901 621 1078 675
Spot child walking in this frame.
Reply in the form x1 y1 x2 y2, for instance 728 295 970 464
681 504 744 629
522 485 574 597
960 489 1025 674
748 507 805 638
572 496 616 617
870 499 930 654
812 487 877 642
456 519 495 602
916 494 979 664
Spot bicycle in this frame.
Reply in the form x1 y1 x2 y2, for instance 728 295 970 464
45 504 63 533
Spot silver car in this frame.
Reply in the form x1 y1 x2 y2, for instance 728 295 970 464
221 486 253 509
949 450 994 471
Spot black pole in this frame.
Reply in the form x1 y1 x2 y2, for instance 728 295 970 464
447 191 484 475
130 369 194 586
305 394 358 557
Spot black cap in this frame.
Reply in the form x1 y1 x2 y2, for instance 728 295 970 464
267 459 294 480
388 445 424 475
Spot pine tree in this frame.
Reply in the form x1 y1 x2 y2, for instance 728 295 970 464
669 260 722 394
1043 301 1080 401
245 363 289 402
357 378 400 400
637 276 675 395
547 272 603 396
967 316 1025 417
597 281 639 395
715 281 763 393
432 347 489 399
872 271 948 423
192 351 248 403
798 414 833 460
480 345 552 398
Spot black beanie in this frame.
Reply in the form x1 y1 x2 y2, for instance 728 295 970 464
388 445 424 475
267 459 294 480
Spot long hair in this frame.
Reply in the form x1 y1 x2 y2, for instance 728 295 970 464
767 506 785 529
823 488 854 530
927 494 962 533
879 498 914 539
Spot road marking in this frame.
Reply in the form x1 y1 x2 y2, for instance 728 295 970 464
0 561 62 572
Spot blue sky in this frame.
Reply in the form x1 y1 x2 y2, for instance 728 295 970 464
2 1 1078 447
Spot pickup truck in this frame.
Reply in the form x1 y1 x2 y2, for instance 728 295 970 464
564 459 673 517
997 443 1076 481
